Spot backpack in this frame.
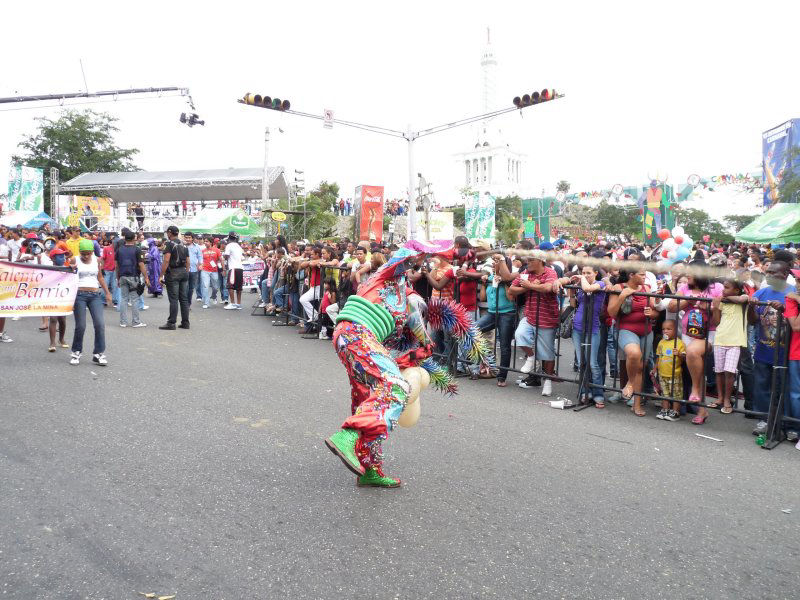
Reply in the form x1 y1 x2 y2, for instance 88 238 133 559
685 304 709 339
168 241 188 269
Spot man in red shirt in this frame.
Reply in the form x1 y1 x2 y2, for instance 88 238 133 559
100 238 118 308
510 250 561 396
200 237 222 308
783 279 800 446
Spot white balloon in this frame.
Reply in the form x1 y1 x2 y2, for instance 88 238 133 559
671 226 684 238
398 397 421 427
668 250 677 260
662 238 676 250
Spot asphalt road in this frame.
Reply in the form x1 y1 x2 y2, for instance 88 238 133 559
2 292 799 599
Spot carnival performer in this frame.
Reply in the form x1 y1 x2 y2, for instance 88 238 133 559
145 238 163 297
325 240 493 488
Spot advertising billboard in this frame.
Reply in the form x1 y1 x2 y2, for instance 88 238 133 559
763 119 800 208
353 185 384 243
7 165 44 212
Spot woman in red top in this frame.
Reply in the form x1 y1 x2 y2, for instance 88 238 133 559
608 269 657 416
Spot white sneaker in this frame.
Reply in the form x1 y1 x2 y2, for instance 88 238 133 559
141 305 149 310
0 332 13 343
202 304 208 309
197 297 204 303
92 353 108 366
258 301 267 308
520 356 536 374
119 323 127 328
127 302 132 306
236 304 243 310
541 379 552 397
132 322 147 328
224 304 238 310
213 299 218 305
70 351 81 365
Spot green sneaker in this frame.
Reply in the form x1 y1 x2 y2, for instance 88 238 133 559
325 428 364 476
356 467 402 488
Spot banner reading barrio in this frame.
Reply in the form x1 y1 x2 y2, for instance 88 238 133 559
0 261 77 317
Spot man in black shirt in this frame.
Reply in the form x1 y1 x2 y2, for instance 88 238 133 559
159 225 190 330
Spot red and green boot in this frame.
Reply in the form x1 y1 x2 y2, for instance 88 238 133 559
325 428 365 476
356 467 402 488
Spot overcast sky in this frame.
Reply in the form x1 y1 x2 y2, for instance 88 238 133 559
1 0 798 209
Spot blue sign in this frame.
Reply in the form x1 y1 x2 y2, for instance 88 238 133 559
763 119 800 207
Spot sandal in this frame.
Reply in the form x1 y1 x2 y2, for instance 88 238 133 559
595 402 605 409
621 384 634 400
721 406 733 414
48 346 56 352
497 380 507 387
688 394 702 404
707 402 720 409
634 408 646 417
39 326 48 331
691 415 707 425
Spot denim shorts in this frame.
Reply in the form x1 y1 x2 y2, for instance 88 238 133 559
514 319 556 361
618 329 653 363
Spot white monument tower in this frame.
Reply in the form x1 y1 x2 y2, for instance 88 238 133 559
454 28 525 199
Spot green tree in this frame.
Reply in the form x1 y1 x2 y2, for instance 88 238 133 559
723 214 757 232
495 194 522 220
12 109 139 213
675 208 732 242
298 181 338 240
595 201 640 237
496 212 521 245
556 180 570 194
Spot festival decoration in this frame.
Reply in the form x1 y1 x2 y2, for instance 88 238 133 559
658 228 670 240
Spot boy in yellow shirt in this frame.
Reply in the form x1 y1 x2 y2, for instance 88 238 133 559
655 320 686 421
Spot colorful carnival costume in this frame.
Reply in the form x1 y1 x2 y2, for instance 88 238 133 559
325 241 493 488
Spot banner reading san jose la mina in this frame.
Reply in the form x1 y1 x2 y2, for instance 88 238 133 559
242 259 266 289
7 165 44 212
464 192 495 242
0 261 77 317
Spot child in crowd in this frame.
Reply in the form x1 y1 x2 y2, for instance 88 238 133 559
711 279 750 414
318 278 338 340
654 320 685 421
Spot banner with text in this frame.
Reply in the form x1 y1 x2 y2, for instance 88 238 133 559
7 165 44 212
354 185 384 243
0 261 77 317
464 192 496 243
522 198 559 245
242 259 266 289
763 119 800 208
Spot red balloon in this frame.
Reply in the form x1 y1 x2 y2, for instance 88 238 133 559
658 228 670 240
674 235 684 245
662 249 669 258
703 235 710 242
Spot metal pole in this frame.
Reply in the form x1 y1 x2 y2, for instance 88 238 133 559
406 126 417 241
263 126 270 209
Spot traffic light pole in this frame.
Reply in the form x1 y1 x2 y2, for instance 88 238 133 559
241 96 563 240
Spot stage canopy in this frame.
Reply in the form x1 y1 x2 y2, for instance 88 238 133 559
58 167 288 204
735 203 800 244
182 208 263 236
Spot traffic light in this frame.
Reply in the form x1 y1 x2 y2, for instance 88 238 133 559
241 93 291 111
513 89 558 109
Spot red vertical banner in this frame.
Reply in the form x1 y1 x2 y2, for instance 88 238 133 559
357 185 384 243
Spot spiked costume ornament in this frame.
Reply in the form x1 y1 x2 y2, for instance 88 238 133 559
325 240 493 487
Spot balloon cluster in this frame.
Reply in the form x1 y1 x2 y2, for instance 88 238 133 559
656 226 693 268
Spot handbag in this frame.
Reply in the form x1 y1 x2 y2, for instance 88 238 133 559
135 274 146 296
558 305 576 339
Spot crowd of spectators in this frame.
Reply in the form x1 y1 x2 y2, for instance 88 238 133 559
3 220 800 448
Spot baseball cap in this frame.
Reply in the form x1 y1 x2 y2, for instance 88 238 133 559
25 233 39 239
78 239 94 253
538 241 554 251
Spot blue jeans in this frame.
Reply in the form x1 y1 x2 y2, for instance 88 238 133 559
787 361 800 432
218 271 229 301
476 311 515 382
72 290 106 355
572 328 604 401
118 276 142 326
201 270 219 306
753 360 784 417
103 270 118 306
187 271 200 303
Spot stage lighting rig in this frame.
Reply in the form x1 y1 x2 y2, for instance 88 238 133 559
180 112 205 127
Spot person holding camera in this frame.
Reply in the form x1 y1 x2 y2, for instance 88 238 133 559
116 230 150 328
